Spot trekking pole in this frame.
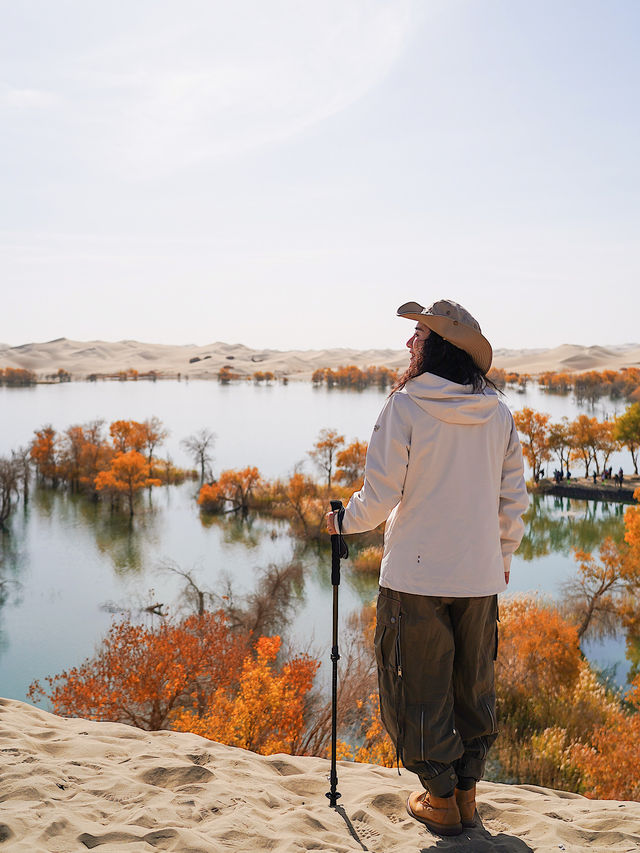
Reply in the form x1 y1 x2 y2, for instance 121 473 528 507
326 499 348 808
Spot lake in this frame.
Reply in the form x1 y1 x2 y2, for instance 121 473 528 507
0 378 633 479
0 379 635 704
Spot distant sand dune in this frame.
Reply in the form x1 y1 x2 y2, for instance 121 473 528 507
2 697 639 852
1 337 639 381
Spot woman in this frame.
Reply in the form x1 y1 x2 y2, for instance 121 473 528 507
326 299 528 836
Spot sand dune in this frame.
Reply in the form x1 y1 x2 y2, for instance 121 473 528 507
492 344 640 376
1 698 639 852
1 338 639 381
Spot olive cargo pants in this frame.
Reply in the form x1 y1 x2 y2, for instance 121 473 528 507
374 587 499 797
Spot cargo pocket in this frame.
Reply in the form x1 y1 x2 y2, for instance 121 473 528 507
374 594 403 758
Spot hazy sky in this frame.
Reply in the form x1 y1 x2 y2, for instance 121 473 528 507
2 0 639 351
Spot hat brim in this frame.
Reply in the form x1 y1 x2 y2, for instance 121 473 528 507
398 304 493 374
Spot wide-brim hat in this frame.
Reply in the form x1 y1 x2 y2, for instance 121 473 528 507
397 299 493 374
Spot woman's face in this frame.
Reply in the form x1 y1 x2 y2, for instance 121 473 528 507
406 323 430 359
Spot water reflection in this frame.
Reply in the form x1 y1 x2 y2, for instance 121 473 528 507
517 493 625 561
0 483 635 701
200 511 263 549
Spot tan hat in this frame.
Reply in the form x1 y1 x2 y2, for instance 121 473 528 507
397 299 493 373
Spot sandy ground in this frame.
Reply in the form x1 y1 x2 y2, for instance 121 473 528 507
1 338 639 381
1 698 639 852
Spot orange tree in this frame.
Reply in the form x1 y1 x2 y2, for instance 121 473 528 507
216 467 261 512
197 482 224 513
308 428 345 489
594 421 619 475
171 635 319 755
496 597 582 728
569 414 599 477
335 439 368 488
95 450 162 516
275 472 329 541
196 467 262 514
28 612 250 730
494 597 600 792
30 425 60 485
77 420 112 492
547 417 572 476
141 416 168 468
569 537 640 639
625 488 640 557
109 419 147 453
513 408 551 482
614 403 640 475
571 674 640 801
58 425 86 490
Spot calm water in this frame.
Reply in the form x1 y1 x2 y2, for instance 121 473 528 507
0 380 634 704
0 379 633 477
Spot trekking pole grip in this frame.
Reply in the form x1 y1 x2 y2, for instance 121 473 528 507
329 500 346 586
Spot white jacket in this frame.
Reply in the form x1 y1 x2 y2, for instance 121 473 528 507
340 373 528 597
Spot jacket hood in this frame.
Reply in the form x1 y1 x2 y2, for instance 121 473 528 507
403 372 500 424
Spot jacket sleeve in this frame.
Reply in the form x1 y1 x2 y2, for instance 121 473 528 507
499 414 529 571
340 393 412 535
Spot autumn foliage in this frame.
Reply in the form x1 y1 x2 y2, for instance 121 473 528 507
513 408 552 481
28 612 250 730
172 635 318 754
27 417 195 514
491 595 640 799
488 366 640 403
0 367 37 386
197 467 262 514
95 450 162 516
29 613 320 757
335 439 368 488
513 403 640 481
311 365 398 390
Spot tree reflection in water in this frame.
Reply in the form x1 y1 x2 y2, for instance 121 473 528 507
517 493 625 561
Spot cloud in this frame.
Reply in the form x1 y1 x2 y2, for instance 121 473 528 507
56 0 415 176
0 83 58 111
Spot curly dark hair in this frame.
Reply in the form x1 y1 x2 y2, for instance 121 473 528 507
392 331 500 394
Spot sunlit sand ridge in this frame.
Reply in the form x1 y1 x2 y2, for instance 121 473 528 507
1 338 639 381
2 698 640 852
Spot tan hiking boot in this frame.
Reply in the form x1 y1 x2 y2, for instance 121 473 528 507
406 790 462 836
455 785 477 827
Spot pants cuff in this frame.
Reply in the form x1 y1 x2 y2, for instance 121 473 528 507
454 756 485 782
419 766 458 798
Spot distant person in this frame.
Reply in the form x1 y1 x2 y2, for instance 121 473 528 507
567 469 571 480
593 472 597 484
326 299 528 836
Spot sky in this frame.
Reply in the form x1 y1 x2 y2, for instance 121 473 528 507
1 0 639 351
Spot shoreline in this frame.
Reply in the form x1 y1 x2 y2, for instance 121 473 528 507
533 476 640 504
1 337 639 383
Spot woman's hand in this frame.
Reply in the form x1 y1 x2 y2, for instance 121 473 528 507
325 511 338 535
504 571 510 585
